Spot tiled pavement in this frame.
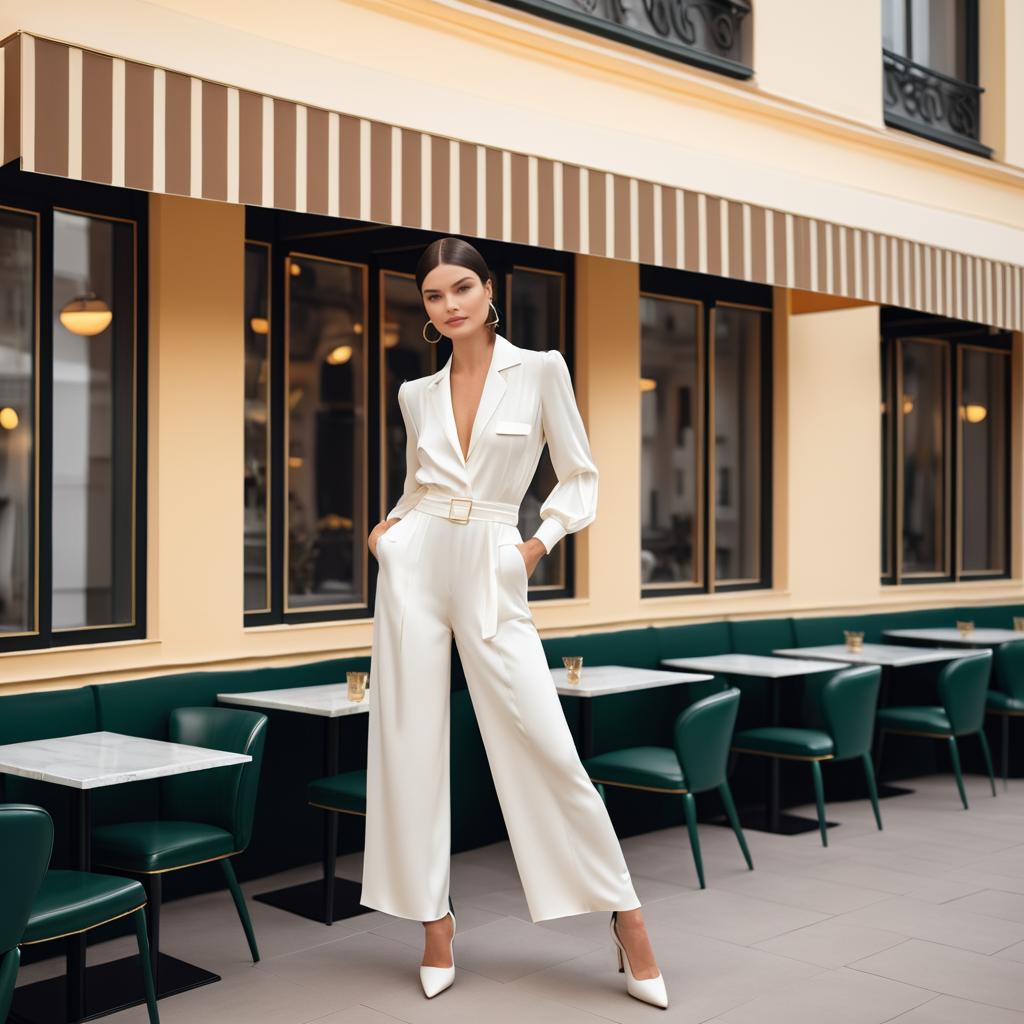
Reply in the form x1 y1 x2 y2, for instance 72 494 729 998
15 773 1024 1023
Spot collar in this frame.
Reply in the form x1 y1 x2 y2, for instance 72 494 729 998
425 332 523 389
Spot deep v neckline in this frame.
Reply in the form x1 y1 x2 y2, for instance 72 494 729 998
448 341 496 463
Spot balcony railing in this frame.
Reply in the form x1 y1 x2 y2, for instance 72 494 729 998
882 48 992 158
492 0 752 79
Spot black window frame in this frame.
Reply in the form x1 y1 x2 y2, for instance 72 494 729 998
882 0 991 157
639 265 773 599
490 0 753 80
880 307 1012 586
0 165 148 653
244 208 578 627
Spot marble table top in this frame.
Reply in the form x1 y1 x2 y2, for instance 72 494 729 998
0 731 252 790
218 683 371 718
773 643 971 667
882 628 1024 647
660 653 849 678
550 664 713 697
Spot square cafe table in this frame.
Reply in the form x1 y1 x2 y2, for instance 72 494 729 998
550 664 714 761
659 654 850 835
0 731 251 1024
883 627 1024 648
217 683 370 925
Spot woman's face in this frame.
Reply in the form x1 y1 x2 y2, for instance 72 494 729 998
421 263 492 339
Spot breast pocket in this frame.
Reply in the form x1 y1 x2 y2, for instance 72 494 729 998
494 419 532 435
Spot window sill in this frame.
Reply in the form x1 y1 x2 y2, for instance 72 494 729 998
0 638 162 659
877 579 1022 597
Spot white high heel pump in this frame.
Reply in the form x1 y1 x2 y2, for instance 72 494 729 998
609 911 669 1009
419 897 456 998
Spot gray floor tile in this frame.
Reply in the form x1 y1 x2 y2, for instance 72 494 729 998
753 921 907 968
639 887 827 946
833 895 1024 954
852 938 1024 1011
718 965 933 1023
887 995 1024 1023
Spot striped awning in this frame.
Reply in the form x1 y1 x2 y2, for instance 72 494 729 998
2 30 1021 331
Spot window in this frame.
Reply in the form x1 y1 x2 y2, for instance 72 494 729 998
640 267 771 596
880 310 1011 583
0 168 147 652
491 0 752 79
244 242 271 613
882 0 989 156
244 208 575 625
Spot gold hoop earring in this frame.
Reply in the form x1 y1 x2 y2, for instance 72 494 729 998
485 301 500 328
422 320 444 344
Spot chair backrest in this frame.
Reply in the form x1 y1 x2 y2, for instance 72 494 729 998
161 707 268 851
818 665 882 760
994 640 1024 702
0 804 53 954
938 651 993 735
673 687 740 794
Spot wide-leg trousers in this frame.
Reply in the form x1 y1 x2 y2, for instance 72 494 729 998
359 505 642 923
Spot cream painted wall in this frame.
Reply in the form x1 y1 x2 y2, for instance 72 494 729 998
753 0 882 126
784 305 882 604
0 0 1022 264
980 0 1024 168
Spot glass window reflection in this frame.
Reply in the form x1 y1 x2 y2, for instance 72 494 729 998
960 346 1007 574
0 209 36 635
286 255 367 610
640 294 701 586
244 242 270 613
52 210 135 629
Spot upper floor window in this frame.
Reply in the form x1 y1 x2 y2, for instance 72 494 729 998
0 168 147 653
492 0 752 79
882 0 991 156
640 267 772 597
880 309 1011 584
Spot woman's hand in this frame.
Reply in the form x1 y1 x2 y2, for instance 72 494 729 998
515 538 547 580
368 519 398 560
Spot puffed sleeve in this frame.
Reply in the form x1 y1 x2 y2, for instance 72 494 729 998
385 381 427 520
531 349 599 554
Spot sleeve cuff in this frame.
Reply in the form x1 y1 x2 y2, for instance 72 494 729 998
532 517 567 555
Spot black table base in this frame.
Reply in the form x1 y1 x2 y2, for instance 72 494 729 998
9 953 218 1024
721 810 841 836
253 876 371 924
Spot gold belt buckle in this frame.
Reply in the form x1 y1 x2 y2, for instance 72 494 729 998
448 497 472 524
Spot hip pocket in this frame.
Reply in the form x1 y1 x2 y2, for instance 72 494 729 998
495 541 530 623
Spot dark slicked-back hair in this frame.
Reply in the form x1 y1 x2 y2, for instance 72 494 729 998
416 237 497 337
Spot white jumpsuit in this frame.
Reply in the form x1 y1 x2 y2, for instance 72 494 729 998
359 331 642 923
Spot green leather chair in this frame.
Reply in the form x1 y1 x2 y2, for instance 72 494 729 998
0 804 159 1024
306 769 366 924
581 688 752 890
92 707 268 976
987 641 1024 790
731 665 884 847
876 651 996 810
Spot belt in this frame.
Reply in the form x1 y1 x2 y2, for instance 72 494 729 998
415 489 520 526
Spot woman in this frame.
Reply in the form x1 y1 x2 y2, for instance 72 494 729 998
360 237 667 1009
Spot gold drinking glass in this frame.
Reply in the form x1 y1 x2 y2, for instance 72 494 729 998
1014 617 1024 633
956 620 975 637
844 630 865 652
562 655 583 686
346 670 368 702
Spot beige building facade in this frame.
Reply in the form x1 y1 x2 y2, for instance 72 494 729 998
0 0 1021 694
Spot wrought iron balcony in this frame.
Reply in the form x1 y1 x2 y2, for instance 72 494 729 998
883 48 992 158
491 0 752 79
